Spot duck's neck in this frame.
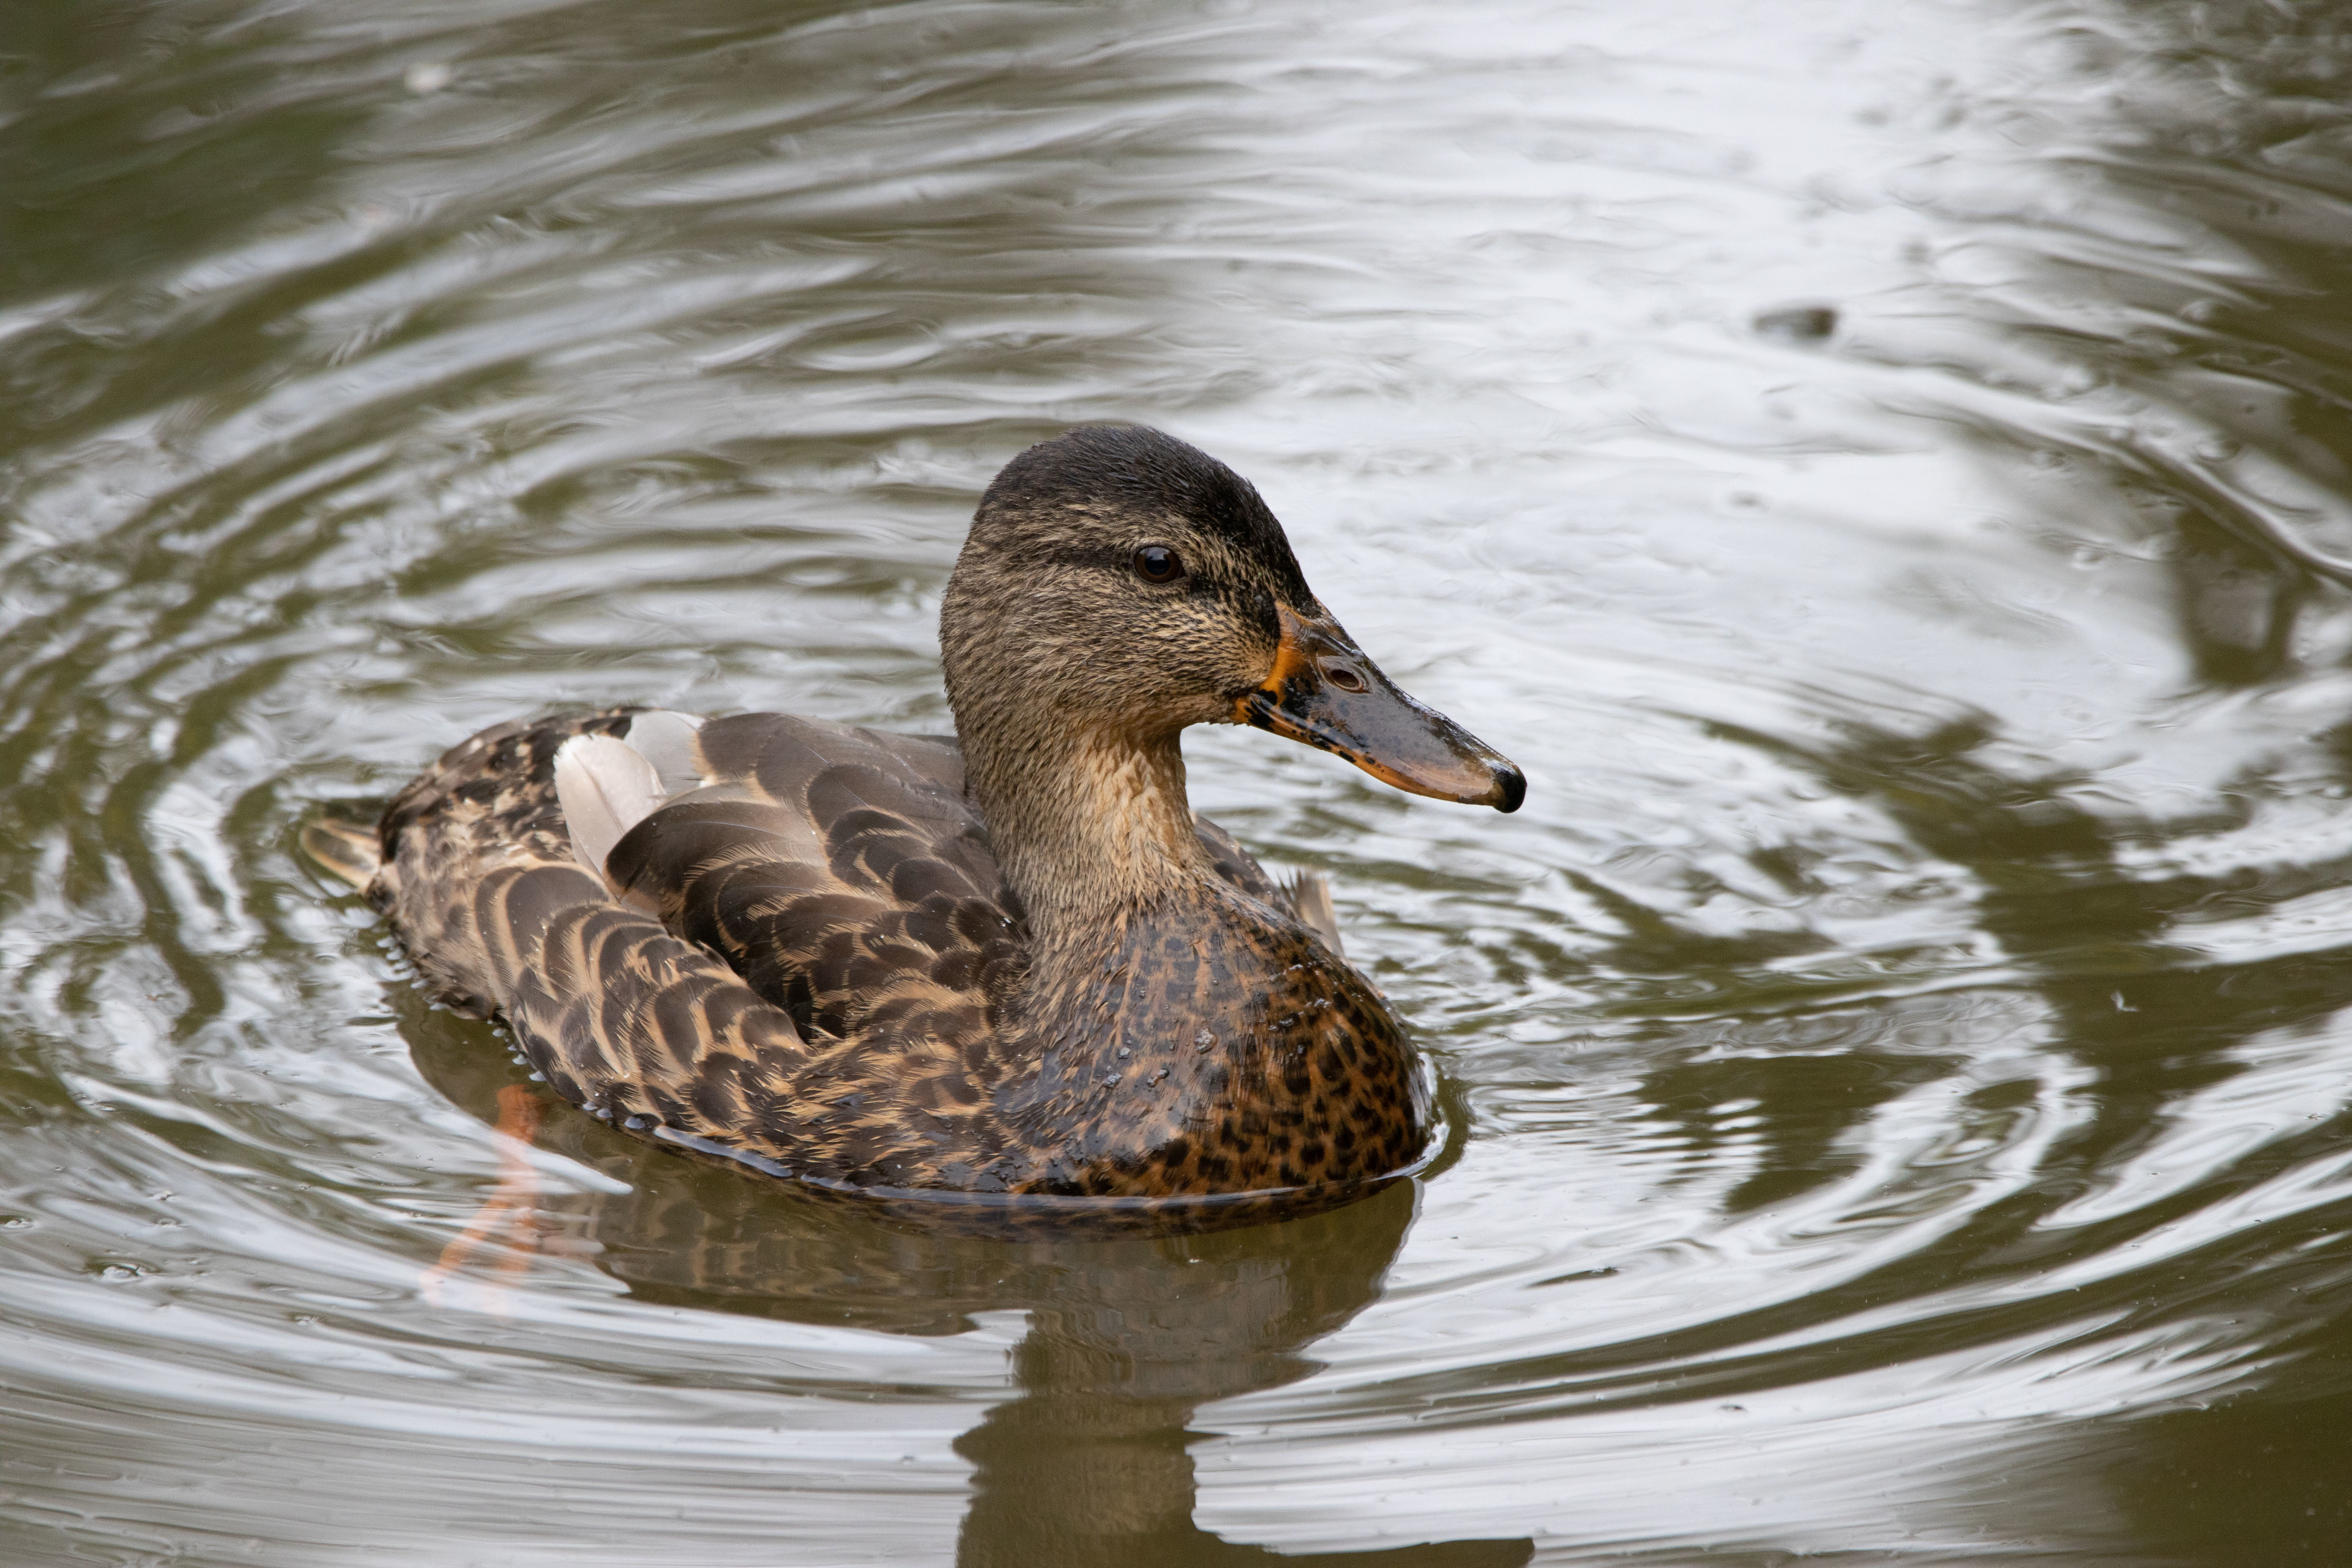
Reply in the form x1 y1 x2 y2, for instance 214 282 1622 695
957 713 1220 948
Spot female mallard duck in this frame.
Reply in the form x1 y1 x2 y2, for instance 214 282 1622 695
315 426 1521 1211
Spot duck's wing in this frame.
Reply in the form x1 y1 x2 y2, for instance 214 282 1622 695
371 712 813 1123
374 711 1017 1187
599 712 1028 1060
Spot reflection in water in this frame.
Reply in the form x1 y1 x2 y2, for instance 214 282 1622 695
947 1198 1527 1568
13 0 2352 1561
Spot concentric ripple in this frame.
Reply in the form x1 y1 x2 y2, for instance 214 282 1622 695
9 0 2352 1562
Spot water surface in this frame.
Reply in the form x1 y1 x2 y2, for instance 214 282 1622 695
10 0 2352 1561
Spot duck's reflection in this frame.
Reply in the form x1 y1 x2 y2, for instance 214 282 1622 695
409 1022 1530 1566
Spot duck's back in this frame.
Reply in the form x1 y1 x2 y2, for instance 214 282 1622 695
604 712 1026 1050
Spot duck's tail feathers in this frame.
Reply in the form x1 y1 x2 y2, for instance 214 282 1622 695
301 818 381 891
1282 869 1343 955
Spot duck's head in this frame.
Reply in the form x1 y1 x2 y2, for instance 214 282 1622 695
941 426 1523 813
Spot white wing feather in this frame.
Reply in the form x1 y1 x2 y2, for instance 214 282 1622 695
555 733 669 885
623 709 707 794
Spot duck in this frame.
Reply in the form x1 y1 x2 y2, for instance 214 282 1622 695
309 426 1522 1214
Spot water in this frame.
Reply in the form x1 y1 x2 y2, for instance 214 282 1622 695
9 0 2352 1560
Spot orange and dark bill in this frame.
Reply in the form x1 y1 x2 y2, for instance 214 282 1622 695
1231 606 1525 812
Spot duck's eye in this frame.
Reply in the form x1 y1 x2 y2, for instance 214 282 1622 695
1133 545 1185 584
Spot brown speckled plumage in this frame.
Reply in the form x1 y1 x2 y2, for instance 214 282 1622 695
329 426 1521 1217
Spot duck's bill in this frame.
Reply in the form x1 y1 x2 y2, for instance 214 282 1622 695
1232 606 1526 813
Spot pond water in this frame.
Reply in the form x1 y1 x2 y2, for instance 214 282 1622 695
10 0 2352 1561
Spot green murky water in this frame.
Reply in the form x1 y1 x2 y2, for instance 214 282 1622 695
11 0 2352 1561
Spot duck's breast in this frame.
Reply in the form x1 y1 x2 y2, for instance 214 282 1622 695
1001 895 1432 1198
